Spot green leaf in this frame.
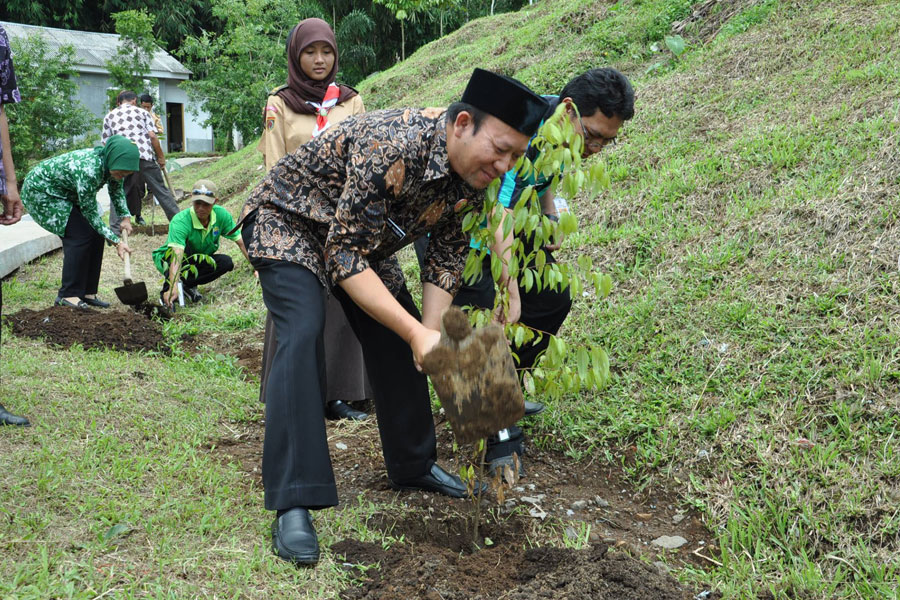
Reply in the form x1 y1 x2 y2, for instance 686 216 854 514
559 211 578 235
490 253 502 282
665 34 686 57
524 268 534 292
514 326 525 347
576 347 589 379
103 523 130 544
523 372 535 395
599 274 613 297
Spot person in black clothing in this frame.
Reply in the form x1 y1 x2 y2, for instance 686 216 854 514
418 68 635 476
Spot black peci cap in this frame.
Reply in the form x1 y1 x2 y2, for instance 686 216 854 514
461 68 548 137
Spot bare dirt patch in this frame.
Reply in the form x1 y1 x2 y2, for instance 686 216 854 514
334 540 698 600
234 345 263 375
130 223 169 237
8 305 169 353
207 414 717 598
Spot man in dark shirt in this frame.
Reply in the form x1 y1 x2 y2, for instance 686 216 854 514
454 68 635 477
238 68 547 565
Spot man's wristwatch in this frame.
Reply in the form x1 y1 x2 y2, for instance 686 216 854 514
544 213 560 223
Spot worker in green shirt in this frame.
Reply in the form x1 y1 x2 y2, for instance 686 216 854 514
152 179 252 307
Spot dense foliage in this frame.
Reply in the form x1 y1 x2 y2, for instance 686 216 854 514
5 35 98 171
3 0 535 150
104 9 159 108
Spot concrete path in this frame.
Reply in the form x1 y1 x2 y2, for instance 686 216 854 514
0 157 214 278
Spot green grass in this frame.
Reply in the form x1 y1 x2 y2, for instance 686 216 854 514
364 0 900 596
4 0 900 597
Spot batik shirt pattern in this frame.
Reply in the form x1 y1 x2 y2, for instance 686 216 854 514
101 104 156 161
20 149 130 242
0 25 21 196
240 108 481 296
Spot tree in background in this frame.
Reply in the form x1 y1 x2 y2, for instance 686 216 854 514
104 9 159 107
97 0 216 52
180 0 325 151
5 35 99 171
0 0 95 32
0 1 217 53
334 9 375 86
371 0 431 62
176 0 536 150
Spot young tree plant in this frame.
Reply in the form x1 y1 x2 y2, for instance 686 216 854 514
105 10 160 107
455 102 614 545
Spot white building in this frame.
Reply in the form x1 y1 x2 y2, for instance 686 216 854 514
2 21 214 153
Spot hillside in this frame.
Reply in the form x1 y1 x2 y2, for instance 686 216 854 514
2 0 899 598
360 0 900 596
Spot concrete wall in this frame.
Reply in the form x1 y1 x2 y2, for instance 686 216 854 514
67 73 213 152
71 72 114 126
159 80 214 153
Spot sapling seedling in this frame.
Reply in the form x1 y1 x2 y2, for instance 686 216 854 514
160 247 216 307
452 102 615 546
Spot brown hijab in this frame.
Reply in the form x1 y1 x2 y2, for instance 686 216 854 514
276 18 358 115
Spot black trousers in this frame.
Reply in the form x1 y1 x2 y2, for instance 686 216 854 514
447 242 573 461
59 204 105 299
456 262 572 373
111 159 179 235
161 253 234 291
247 233 437 511
124 171 145 219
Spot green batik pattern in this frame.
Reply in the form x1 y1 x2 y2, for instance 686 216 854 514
21 149 129 242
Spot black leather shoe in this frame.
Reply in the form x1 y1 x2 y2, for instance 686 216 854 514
390 462 487 498
82 297 111 308
136 216 147 225
54 296 90 309
271 508 319 565
524 400 545 416
0 403 30 427
325 399 368 421
184 287 202 303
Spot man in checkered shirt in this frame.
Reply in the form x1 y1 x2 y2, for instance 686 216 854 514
102 90 179 235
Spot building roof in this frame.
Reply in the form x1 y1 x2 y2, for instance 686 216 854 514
1 21 191 80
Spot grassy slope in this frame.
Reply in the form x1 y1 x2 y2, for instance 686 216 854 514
363 0 900 597
2 0 899 597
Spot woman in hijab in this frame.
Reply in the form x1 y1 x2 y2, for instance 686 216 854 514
21 134 138 309
257 18 372 421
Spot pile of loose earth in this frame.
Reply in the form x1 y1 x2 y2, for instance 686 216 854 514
8 305 170 352
208 416 717 599
334 539 698 600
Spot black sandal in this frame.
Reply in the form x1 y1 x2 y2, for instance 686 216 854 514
82 297 110 308
54 296 90 309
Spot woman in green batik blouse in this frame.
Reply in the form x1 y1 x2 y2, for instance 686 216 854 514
21 135 138 309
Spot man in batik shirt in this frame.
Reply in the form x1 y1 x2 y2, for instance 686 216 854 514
0 24 30 426
238 68 547 565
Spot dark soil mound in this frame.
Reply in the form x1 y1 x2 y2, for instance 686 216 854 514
207 417 718 599
333 539 696 600
8 305 168 353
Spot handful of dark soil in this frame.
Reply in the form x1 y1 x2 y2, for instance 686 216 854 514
421 307 524 443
